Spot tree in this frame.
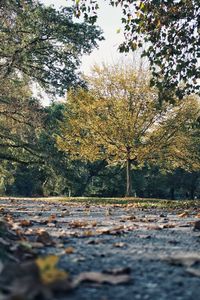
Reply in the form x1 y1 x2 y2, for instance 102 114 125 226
57 65 200 196
0 76 45 164
0 0 103 166
73 0 200 100
0 0 103 95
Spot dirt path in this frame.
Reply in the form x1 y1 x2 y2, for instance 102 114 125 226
1 198 200 300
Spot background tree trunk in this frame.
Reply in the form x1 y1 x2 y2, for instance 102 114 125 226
126 154 132 197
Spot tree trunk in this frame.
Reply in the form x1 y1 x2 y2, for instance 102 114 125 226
170 187 175 200
190 187 195 200
126 157 132 197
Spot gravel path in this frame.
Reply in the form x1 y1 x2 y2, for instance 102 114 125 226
1 198 200 300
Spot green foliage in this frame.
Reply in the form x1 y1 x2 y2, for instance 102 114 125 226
73 0 200 99
0 0 103 95
0 76 45 164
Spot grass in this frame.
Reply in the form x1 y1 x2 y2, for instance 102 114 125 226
0 196 200 209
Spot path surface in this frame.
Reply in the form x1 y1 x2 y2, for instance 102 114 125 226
1 198 200 300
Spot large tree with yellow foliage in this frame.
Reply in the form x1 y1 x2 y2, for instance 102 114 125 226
58 65 200 196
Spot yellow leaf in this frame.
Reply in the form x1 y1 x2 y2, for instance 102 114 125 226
36 255 58 271
35 255 68 284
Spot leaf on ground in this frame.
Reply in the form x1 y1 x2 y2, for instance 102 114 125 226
69 220 90 228
65 246 75 254
97 226 125 235
36 231 54 246
103 267 131 275
20 220 32 227
164 254 200 267
48 214 57 223
0 260 72 300
160 223 176 229
137 234 151 239
178 212 189 218
113 242 126 248
186 267 200 277
36 255 68 284
72 271 131 287
146 225 162 230
193 220 200 231
87 239 102 245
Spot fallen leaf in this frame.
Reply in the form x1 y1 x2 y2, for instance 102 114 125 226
125 215 137 221
20 220 32 227
186 267 200 277
48 214 57 223
47 223 56 228
36 231 54 246
160 223 176 229
87 239 102 245
137 234 151 239
146 225 162 230
178 212 189 218
105 208 112 216
103 267 131 275
113 242 126 248
193 220 200 231
97 226 125 235
73 271 131 287
69 220 89 228
164 254 200 267
36 255 68 284
83 230 94 237
65 246 75 254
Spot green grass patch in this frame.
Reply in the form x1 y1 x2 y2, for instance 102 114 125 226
0 196 200 209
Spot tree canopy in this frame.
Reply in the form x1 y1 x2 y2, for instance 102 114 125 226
73 0 200 100
0 0 103 165
0 0 103 95
57 65 200 196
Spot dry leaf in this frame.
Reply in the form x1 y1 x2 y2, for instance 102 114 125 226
164 254 200 267
20 220 32 227
103 267 131 275
69 220 89 228
146 225 162 230
36 231 54 246
72 271 131 287
186 267 200 277
83 230 94 237
137 234 151 239
178 212 189 218
48 214 57 223
113 242 126 248
36 255 68 284
193 220 200 231
161 223 176 229
65 246 75 254
126 215 137 221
